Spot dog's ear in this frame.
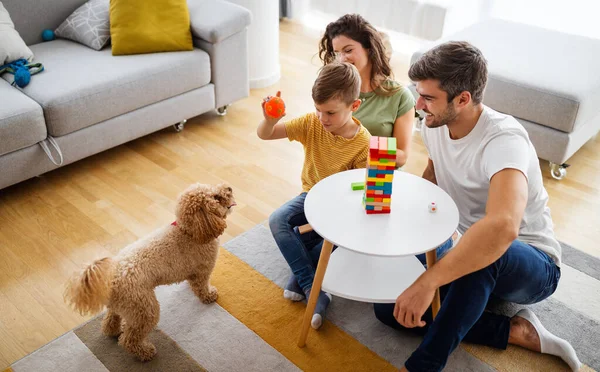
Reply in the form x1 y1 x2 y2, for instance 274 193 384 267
192 198 227 242
214 184 234 204
176 185 227 243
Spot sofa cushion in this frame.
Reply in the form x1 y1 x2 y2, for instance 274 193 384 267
0 80 46 156
411 19 600 134
1 39 211 136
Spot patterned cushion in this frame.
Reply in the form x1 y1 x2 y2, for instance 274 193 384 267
54 0 110 51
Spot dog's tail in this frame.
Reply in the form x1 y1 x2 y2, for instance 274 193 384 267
64 257 116 315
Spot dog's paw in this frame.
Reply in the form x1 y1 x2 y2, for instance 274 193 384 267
119 336 156 362
200 286 218 304
136 342 157 362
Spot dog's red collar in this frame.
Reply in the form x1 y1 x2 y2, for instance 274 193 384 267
171 221 177 226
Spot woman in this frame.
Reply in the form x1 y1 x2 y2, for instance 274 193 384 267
319 14 416 168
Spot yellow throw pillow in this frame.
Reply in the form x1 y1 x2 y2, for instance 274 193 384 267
109 0 193 56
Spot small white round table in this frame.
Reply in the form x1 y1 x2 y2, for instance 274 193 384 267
297 169 459 346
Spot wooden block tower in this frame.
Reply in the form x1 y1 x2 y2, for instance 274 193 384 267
363 136 396 214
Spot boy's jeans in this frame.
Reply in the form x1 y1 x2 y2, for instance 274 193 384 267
269 192 325 292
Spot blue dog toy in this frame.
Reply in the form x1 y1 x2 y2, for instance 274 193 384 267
0 59 44 88
42 29 55 41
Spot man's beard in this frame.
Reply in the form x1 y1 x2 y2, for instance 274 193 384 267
424 103 458 129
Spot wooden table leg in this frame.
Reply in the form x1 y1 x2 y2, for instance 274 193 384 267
425 250 441 318
297 239 334 347
298 223 314 235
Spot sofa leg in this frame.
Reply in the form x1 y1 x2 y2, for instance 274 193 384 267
173 119 187 132
216 105 228 116
549 162 569 180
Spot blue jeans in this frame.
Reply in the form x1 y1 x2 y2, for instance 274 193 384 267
269 193 327 292
374 240 561 372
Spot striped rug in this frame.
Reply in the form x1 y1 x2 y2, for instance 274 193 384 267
7 223 599 372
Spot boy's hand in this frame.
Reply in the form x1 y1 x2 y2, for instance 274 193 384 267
262 91 286 124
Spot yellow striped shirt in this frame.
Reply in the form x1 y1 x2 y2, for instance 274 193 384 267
285 113 371 192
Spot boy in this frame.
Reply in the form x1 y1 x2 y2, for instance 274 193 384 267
258 62 371 329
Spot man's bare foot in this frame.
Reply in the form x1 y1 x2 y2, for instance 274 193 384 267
508 314 541 352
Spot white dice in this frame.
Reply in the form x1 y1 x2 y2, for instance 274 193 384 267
428 202 437 213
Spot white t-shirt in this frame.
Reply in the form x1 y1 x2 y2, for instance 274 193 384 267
421 105 561 266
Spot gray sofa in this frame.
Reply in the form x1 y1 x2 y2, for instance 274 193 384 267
0 0 251 190
410 19 600 180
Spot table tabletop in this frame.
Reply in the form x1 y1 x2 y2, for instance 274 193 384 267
304 169 459 257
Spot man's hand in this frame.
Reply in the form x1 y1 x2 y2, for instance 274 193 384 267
393 277 436 328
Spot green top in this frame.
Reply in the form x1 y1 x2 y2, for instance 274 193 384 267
354 80 416 137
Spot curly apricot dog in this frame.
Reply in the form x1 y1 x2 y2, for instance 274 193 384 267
64 183 235 361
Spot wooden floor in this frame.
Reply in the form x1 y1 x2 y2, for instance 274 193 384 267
0 20 599 369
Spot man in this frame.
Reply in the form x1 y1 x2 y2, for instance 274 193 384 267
374 41 581 372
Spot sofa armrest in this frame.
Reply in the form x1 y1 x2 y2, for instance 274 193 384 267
188 0 252 44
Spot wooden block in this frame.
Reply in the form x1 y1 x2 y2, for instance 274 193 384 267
378 137 387 152
351 181 365 191
367 209 391 214
387 137 397 154
364 201 392 207
370 160 396 168
375 190 384 195
370 136 379 150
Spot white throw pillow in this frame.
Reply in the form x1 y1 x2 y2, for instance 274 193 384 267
0 2 34 65
55 0 110 51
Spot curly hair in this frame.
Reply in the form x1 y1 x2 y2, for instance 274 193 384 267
318 14 399 96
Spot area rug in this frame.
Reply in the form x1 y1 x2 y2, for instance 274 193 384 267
6 223 600 372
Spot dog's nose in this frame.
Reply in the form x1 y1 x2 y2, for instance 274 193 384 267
226 186 232 193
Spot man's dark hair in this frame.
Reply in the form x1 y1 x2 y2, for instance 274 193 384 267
409 41 488 104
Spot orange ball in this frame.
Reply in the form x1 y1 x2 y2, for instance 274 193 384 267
265 96 286 118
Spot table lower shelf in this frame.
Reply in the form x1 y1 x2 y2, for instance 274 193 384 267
322 248 426 304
